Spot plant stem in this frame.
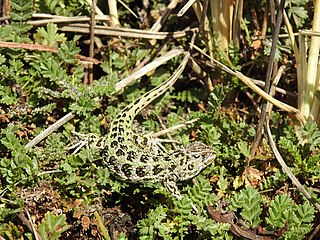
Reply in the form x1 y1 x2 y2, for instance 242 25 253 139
307 0 320 123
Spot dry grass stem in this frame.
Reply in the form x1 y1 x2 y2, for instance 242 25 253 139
192 43 305 124
115 48 185 91
25 113 75 148
151 119 199 138
59 24 195 39
29 15 110 26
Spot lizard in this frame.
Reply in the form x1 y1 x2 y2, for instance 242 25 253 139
100 52 216 198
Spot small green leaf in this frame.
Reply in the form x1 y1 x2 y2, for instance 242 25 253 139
35 23 66 47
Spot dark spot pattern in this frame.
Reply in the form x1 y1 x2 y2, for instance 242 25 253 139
110 133 117 138
122 164 132 178
143 137 148 145
116 149 125 156
117 137 124 143
108 156 117 164
100 147 108 157
169 164 177 172
136 166 147 177
172 153 183 160
133 135 138 142
179 158 187 167
133 99 140 106
110 141 118 148
113 164 120 173
126 150 136 161
140 154 148 163
153 164 164 175
119 144 127 151
112 120 119 125
188 163 194 171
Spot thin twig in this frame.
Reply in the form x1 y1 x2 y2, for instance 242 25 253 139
151 0 180 31
25 209 41 240
0 41 58 52
193 46 304 122
0 16 10 22
151 119 199 138
266 119 320 212
0 41 100 64
250 0 286 159
266 65 286 115
188 58 213 91
115 48 184 91
131 40 169 73
59 24 196 40
149 0 180 45
250 78 296 98
28 15 110 25
177 0 196 17
264 65 320 212
307 223 320 240
18 211 42 240
25 113 75 148
85 0 105 15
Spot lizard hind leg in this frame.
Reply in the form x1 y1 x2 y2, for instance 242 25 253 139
164 180 199 213
164 180 183 200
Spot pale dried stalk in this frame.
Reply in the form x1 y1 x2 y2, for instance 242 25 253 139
151 119 199 138
88 0 96 85
210 0 233 52
108 0 120 26
192 43 305 124
29 15 110 25
25 113 75 148
59 24 194 39
115 48 184 91
266 118 320 212
85 0 104 15
149 0 181 45
188 58 213 91
302 0 320 120
152 0 181 31
177 0 196 17
235 72 304 124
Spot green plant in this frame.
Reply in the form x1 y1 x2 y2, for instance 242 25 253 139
229 187 315 239
137 177 231 239
38 212 70 240
266 194 315 239
1 0 320 239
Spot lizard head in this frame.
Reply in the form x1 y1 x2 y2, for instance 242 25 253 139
173 142 215 182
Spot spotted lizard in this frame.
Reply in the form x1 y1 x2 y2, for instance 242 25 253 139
100 52 216 198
